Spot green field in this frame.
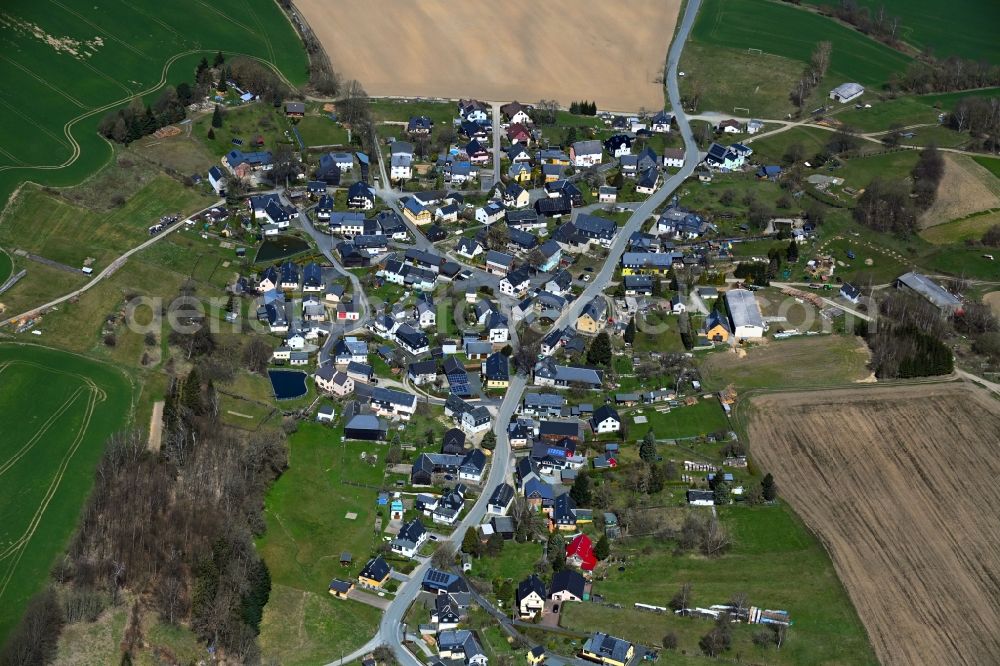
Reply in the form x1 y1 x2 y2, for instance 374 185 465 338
257 421 383 664
0 248 12 285
803 0 1000 63
627 398 731 440
0 0 308 207
691 0 913 87
974 156 1000 180
0 343 134 641
560 506 877 665
748 126 836 164
921 210 1000 244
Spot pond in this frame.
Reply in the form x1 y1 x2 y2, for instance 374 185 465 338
255 235 311 263
268 370 308 400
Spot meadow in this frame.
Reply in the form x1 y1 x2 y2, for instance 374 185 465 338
691 0 912 87
0 0 308 208
0 343 134 641
257 422 384 664
803 0 1000 63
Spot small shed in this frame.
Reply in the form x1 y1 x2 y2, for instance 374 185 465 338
340 552 353 567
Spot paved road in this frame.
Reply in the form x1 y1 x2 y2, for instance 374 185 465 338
491 102 502 184
0 199 224 329
543 0 702 349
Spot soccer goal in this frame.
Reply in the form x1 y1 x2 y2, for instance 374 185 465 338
747 47 763 56
734 107 750 115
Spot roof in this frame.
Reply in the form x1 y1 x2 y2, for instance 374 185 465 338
489 482 515 507
725 289 765 331
572 139 603 156
517 574 547 603
566 533 597 570
584 633 632 663
550 569 586 599
524 393 566 408
574 214 616 239
361 554 391 581
346 413 385 432
896 272 961 310
581 295 607 322
592 404 620 424
831 82 864 97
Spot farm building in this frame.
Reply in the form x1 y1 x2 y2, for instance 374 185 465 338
894 272 961 313
829 82 864 103
725 289 765 339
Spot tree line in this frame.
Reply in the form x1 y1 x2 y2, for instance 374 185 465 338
569 101 598 116
790 41 831 113
853 145 943 234
858 291 954 378
944 96 1000 154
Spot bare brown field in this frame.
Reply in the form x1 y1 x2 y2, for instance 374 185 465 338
920 154 1000 228
985 290 1000 317
748 383 1000 666
298 0 680 111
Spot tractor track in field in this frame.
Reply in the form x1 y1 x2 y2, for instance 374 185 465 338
0 385 87 478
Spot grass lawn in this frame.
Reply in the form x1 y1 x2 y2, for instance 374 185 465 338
698 335 871 391
370 99 455 125
467 540 543 587
803 0 1000 63
920 210 1000 244
626 398 730 440
0 343 134 640
297 115 350 148
257 421 386 663
632 312 685 355
0 0 307 208
834 150 919 189
192 102 298 159
560 505 877 665
834 96 941 132
691 0 913 87
748 126 835 165
973 156 1000 180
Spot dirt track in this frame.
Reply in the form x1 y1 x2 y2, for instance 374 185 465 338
297 0 680 111
748 383 1000 666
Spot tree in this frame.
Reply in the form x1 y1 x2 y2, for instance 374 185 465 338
207 127 215 140
786 239 799 263
481 430 497 451
782 142 805 166
486 223 510 250
761 473 778 501
639 430 657 462
214 50 226 67
570 472 592 506
662 632 678 650
485 532 504 557
713 482 731 505
699 616 732 657
431 544 455 569
594 535 610 561
668 582 692 611
647 463 665 494
586 332 613 366
211 104 223 128
624 317 636 344
270 144 301 185
181 367 204 415
809 41 832 84
547 532 566 570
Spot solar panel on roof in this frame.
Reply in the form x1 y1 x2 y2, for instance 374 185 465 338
232 138 243 146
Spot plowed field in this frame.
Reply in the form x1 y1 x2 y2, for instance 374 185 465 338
748 383 1000 666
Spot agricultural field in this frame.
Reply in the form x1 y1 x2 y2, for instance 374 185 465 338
699 335 872 391
803 0 1000 63
747 383 1000 666
690 0 912 88
0 248 11 284
0 0 308 208
298 0 681 110
973 156 1000 180
559 506 877 665
921 210 1000 244
0 343 134 641
257 422 384 664
919 154 1000 228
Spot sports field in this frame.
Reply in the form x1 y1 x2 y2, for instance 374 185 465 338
0 0 308 208
803 0 1000 63
691 0 912 87
0 343 133 641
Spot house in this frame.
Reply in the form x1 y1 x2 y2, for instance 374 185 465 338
501 101 533 125
662 147 685 168
545 180 584 207
746 119 765 135
485 310 510 344
703 310 731 343
444 358 472 397
670 294 687 314
704 143 745 171
224 149 272 173
465 340 493 360
840 282 862 304
508 161 532 184
521 393 566 418
503 182 530 209
528 647 546 666
476 201 505 225
598 186 617 203
455 237 484 259
396 324 430 355
650 110 673 133
566 533 597 571
438 630 488 666
623 275 653 296
482 352 510 389
620 252 680 275
368 386 419 420
717 118 742 134
358 555 391 588
316 404 335 423
726 289 765 339
459 99 489 123
570 140 603 167
499 267 531 298
408 359 438 386
431 593 465 630
536 240 562 273
391 518 428 558
895 272 961 313
284 101 305 117
459 449 487 483
485 250 516 276
403 197 432 225
390 153 413 181
416 300 436 329
636 166 659 194
377 210 409 240
407 115 433 134
506 123 532 144
422 567 470 596
329 211 366 237
461 405 491 434
604 134 633 158
551 493 579 530
466 139 491 165
487 482 515 515
517 575 547 618
533 359 602 389
346 361 374 384
535 194 571 218
573 214 617 247
347 181 375 209
590 405 621 434
506 209 545 234
545 269 573 296
434 485 469 524
442 428 467 455
328 578 354 599
344 411 388 440
757 165 782 180
550 569 585 602
540 163 566 184
391 140 415 157
581 633 634 666
576 296 607 334
207 166 226 195
315 193 334 220
447 160 475 185
687 489 715 506
278 261 299 290
830 82 865 103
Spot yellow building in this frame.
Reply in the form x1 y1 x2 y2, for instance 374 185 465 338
358 555 391 589
581 633 634 666
527 646 546 666
576 296 607 335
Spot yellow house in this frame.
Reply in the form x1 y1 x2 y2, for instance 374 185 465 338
581 633 634 666
509 164 533 184
358 555 391 589
328 579 355 599
403 198 432 225
483 352 510 389
704 311 731 343
576 296 607 335
527 646 546 666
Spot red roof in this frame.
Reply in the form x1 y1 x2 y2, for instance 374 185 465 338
566 533 597 571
